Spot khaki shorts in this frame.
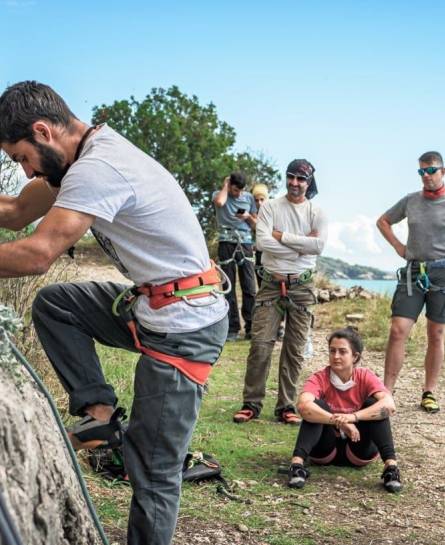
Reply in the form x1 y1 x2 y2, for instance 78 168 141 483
391 267 445 324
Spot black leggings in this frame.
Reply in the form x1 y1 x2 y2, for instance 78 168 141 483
293 398 396 465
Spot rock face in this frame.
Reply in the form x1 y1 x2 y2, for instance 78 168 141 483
0 310 101 545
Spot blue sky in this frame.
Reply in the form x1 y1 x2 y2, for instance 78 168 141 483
2 0 444 271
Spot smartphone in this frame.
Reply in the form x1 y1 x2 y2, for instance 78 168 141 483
236 208 247 215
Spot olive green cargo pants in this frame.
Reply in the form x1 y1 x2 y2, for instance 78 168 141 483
241 282 316 416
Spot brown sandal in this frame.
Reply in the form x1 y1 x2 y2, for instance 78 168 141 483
279 410 300 425
233 408 257 423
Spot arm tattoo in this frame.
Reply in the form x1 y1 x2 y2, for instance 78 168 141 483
379 407 390 419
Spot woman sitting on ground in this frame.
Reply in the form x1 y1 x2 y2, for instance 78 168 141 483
288 327 402 493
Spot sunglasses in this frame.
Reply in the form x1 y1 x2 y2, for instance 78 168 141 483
286 172 309 182
418 166 442 176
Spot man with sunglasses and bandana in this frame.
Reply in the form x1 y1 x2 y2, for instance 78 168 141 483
377 151 445 413
233 159 328 425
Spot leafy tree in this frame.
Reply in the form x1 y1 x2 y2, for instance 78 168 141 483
92 86 280 237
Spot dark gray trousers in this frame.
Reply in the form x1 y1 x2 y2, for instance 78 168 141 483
31 281 228 545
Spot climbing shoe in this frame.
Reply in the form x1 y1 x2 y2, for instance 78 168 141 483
277 324 285 341
420 391 440 413
278 409 300 425
233 406 259 423
288 463 310 489
67 407 127 450
381 464 402 493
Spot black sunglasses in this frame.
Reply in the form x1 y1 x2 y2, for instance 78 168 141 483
418 166 442 176
286 172 309 182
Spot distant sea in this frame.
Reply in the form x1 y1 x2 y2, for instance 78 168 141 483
331 278 397 296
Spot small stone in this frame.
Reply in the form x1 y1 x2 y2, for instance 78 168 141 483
237 524 249 533
346 313 364 322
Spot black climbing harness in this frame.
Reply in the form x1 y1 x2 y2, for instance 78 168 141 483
254 267 316 326
218 227 255 267
398 259 445 296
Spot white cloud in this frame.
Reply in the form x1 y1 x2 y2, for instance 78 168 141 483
324 215 408 272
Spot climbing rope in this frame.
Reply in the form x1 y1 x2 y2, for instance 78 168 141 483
0 489 23 545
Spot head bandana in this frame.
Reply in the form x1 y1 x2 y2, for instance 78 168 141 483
286 159 318 199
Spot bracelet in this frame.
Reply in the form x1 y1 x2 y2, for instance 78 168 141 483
353 413 359 423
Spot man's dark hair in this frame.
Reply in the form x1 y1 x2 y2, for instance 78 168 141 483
0 81 77 144
328 326 364 364
229 171 247 189
418 151 443 166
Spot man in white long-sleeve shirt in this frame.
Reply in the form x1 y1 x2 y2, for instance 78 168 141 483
233 159 328 424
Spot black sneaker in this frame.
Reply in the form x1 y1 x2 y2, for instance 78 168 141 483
67 407 127 450
381 464 402 493
288 463 310 489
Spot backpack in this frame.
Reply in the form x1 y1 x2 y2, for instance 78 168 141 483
87 448 226 487
182 451 222 482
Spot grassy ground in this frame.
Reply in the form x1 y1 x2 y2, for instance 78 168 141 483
72 294 444 545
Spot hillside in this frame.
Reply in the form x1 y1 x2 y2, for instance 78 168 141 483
317 255 395 280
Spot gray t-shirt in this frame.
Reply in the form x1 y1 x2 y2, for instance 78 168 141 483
55 124 227 333
384 191 445 261
212 190 256 241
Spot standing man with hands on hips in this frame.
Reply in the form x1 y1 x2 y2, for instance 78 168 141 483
377 151 445 413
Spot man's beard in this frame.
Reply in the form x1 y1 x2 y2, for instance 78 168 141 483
33 142 69 187
286 183 306 198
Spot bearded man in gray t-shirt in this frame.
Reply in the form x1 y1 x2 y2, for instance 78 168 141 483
377 151 445 413
0 81 228 545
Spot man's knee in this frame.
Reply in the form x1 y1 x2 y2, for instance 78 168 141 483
32 283 63 318
389 320 412 343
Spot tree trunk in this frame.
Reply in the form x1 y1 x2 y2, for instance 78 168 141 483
0 309 102 545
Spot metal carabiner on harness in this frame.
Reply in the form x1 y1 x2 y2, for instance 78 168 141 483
416 262 430 294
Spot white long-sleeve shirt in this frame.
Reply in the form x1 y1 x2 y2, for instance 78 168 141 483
256 196 328 275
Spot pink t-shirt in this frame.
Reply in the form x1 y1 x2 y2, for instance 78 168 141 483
302 366 387 414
